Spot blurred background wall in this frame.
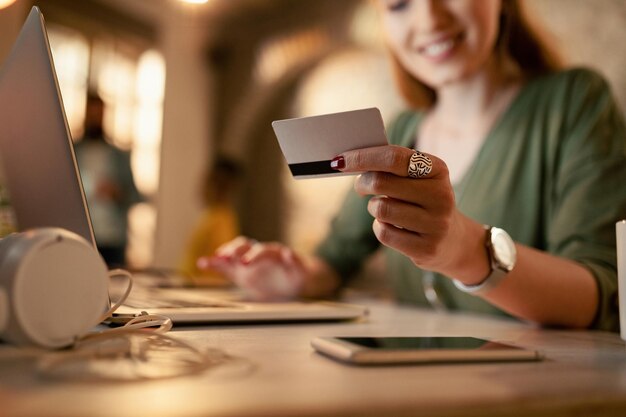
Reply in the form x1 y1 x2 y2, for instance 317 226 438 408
0 0 624 279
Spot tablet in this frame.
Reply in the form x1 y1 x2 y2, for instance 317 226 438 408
311 336 543 365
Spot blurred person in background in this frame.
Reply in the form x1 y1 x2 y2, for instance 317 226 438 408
180 155 241 286
74 92 141 267
202 0 626 330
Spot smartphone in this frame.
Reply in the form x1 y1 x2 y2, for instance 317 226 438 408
311 336 543 365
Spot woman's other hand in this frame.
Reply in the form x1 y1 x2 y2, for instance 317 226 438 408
197 237 308 301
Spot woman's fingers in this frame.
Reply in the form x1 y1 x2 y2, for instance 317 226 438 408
199 237 306 301
338 145 453 209
197 236 258 282
372 220 445 268
281 246 305 271
240 242 284 264
234 259 303 301
338 145 445 180
214 236 257 260
355 171 454 209
367 196 451 235
197 255 228 271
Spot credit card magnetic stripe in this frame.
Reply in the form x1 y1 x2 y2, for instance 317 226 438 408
288 160 335 176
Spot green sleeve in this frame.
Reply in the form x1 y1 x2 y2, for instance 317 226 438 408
548 69 626 331
314 188 378 282
315 111 419 282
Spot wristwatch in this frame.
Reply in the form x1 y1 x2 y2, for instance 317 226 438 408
453 226 517 295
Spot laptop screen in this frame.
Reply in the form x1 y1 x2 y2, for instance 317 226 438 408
0 7 96 247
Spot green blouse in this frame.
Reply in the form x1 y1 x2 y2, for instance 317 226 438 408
316 68 626 331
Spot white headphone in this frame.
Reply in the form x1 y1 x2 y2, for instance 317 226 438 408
0 228 109 348
0 228 225 381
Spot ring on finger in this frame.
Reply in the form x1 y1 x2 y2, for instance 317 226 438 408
407 150 433 179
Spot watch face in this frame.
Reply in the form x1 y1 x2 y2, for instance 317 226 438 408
491 228 516 269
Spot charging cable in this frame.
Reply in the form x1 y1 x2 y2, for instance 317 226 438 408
36 269 243 382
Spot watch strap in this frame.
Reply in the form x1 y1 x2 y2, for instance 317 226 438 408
453 267 508 295
453 226 513 295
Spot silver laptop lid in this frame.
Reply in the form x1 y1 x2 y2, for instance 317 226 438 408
0 7 96 247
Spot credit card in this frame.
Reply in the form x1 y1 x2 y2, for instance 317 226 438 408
272 107 388 179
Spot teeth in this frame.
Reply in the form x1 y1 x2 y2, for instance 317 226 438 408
422 39 455 57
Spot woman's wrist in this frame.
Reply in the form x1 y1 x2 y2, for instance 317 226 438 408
301 257 341 299
439 214 490 285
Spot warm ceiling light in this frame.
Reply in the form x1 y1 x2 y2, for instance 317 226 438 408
0 0 17 10
179 0 209 4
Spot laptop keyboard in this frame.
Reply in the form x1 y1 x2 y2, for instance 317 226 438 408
124 293 239 309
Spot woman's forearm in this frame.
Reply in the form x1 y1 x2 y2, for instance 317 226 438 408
481 244 599 328
440 214 599 329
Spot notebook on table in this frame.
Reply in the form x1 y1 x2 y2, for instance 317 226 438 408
0 7 367 324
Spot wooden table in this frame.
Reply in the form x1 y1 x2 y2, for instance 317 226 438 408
2 299 626 417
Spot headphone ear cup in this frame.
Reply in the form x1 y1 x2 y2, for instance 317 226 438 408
0 228 109 348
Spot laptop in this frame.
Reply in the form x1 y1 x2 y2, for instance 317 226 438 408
0 7 367 324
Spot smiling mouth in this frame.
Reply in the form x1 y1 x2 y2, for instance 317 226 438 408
418 33 463 59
